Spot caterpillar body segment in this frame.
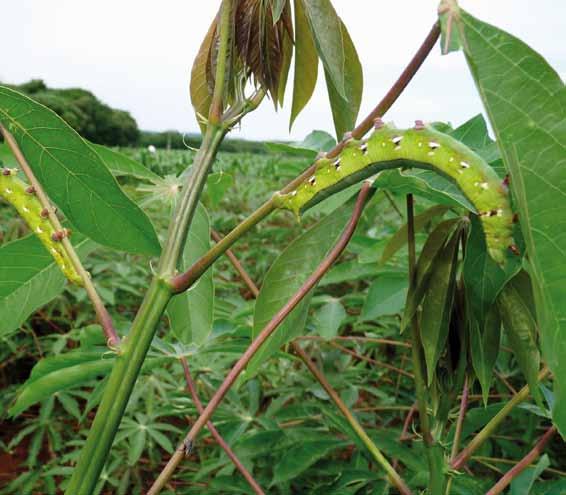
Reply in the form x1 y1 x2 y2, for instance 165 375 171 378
0 168 83 285
274 121 514 265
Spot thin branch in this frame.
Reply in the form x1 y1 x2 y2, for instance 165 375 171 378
451 367 551 470
0 124 119 347
445 375 470 495
148 182 373 494
450 375 469 461
328 341 414 379
297 335 411 348
170 22 441 295
179 357 265 495
406 194 432 445
485 426 557 495
291 342 413 495
211 229 259 297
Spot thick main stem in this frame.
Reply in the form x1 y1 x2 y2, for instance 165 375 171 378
0 124 119 347
65 278 171 494
292 342 413 495
148 183 373 494
66 2 235 490
180 357 265 495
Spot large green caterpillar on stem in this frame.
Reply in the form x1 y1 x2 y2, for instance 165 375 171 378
274 119 516 265
1 168 83 285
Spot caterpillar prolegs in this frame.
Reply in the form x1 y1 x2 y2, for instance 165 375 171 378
0 168 83 285
274 119 516 265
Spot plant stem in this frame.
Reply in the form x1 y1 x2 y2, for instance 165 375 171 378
171 22 441 294
451 367 551 470
66 2 237 491
445 375 470 494
65 278 171 494
292 342 413 495
297 335 411 348
485 426 556 495
179 357 265 495
148 182 373 494
405 194 432 445
328 341 414 378
211 229 260 297
0 124 119 348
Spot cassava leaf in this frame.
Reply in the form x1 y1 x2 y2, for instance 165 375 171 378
420 228 461 385
167 203 214 346
0 86 161 256
0 234 94 337
90 143 161 182
323 18 363 139
245 202 356 379
290 0 319 127
456 8 566 434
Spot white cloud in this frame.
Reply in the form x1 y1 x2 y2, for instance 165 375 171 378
2 0 564 141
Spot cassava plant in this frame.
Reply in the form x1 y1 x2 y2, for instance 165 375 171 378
1 0 565 493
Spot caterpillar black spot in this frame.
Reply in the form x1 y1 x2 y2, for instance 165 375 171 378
274 120 514 265
0 168 83 285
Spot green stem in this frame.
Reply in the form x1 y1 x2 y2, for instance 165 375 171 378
292 342 413 495
406 194 432 445
65 278 171 494
451 367 551 470
66 2 236 491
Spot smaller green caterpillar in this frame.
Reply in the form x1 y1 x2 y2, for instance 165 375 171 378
274 119 516 265
1 168 83 285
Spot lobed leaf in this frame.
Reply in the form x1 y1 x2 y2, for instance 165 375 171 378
0 86 161 256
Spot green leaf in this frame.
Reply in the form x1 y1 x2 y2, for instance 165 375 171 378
323 19 363 139
290 0 319 127
302 0 346 99
463 216 520 318
380 205 450 264
190 18 217 131
456 9 566 434
374 168 475 211
128 429 146 466
90 143 161 182
361 273 408 321
420 229 461 385
470 303 501 404
167 203 213 346
265 130 336 159
449 114 492 150
0 86 161 256
245 202 355 379
314 299 347 339
0 234 94 337
205 172 234 208
401 219 462 332
0 142 18 167
272 439 344 484
9 350 112 417
510 454 550 495
497 278 542 407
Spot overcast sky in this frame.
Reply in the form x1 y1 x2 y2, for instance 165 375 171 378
3 1 565 141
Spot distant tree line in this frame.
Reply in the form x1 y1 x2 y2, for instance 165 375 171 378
3 80 269 153
6 80 139 146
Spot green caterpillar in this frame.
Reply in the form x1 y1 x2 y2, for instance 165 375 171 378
1 168 83 285
274 119 516 265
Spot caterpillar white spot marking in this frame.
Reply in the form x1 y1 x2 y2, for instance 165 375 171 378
360 143 368 155
392 136 402 145
308 176 316 186
429 141 440 149
460 161 470 169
